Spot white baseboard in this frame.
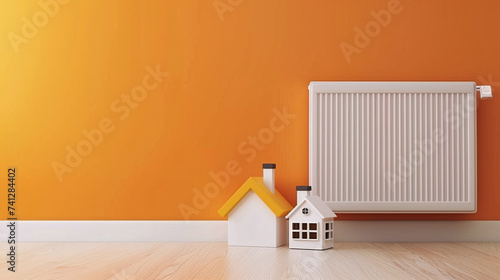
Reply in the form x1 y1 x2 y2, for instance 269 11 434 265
0 221 227 242
1 220 499 242
335 221 500 242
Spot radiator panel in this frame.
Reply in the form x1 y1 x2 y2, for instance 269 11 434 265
309 82 476 213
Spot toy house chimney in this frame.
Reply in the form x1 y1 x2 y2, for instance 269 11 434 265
296 186 311 204
262 163 276 194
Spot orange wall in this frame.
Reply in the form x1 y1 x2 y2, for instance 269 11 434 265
1 0 499 220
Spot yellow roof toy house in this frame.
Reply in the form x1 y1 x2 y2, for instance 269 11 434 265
218 163 293 247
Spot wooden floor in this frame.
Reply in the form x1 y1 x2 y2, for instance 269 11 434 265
1 243 499 279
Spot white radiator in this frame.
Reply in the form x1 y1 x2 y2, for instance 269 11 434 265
309 82 491 213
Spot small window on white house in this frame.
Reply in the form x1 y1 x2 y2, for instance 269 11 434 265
325 222 333 240
292 222 318 240
302 208 309 215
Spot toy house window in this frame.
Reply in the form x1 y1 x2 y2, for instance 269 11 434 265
302 208 309 215
325 222 333 240
292 222 318 240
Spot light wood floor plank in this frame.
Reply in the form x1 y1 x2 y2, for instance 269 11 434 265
1 242 499 279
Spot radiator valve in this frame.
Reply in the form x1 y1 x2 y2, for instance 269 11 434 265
476 85 493 99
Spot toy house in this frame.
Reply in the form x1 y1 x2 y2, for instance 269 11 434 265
286 186 337 250
218 163 293 247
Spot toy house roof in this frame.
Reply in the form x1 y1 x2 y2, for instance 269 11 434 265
218 177 293 218
285 195 337 219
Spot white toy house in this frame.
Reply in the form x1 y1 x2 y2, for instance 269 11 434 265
218 164 293 247
286 186 337 250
